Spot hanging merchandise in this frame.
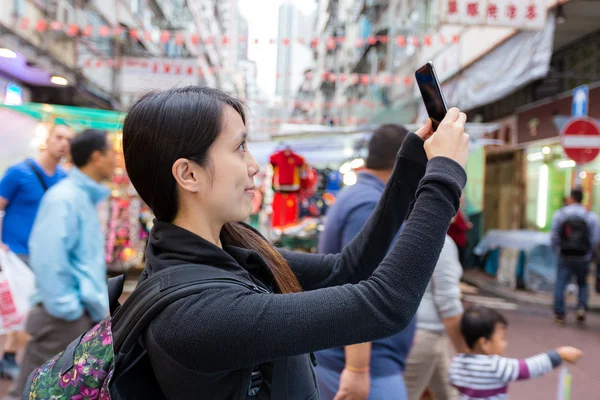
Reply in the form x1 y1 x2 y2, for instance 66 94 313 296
325 169 343 194
269 148 305 192
272 192 300 228
317 170 329 192
300 166 318 200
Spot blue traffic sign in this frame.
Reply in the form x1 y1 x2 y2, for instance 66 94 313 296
572 85 589 117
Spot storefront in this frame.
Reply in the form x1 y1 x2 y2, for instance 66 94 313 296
0 75 30 106
517 82 600 230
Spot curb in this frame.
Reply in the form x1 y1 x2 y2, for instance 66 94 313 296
461 274 600 313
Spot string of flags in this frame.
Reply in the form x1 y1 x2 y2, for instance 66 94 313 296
250 116 371 126
81 58 416 87
14 16 460 49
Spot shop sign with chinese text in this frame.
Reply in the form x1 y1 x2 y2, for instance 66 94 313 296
440 0 548 31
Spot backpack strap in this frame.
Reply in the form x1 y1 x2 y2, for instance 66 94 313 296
25 160 49 192
111 264 256 355
108 274 125 315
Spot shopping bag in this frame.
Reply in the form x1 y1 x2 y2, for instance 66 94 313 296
0 250 36 332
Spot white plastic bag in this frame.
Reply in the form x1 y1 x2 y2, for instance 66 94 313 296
0 250 36 333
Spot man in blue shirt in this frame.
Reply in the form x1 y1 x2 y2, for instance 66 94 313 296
8 129 116 399
317 124 417 400
0 124 73 258
0 124 73 379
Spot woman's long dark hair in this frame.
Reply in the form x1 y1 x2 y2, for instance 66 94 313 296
123 86 301 294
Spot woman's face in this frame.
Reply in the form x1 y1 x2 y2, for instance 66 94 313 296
197 106 260 224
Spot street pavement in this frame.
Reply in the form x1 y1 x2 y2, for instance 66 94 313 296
1 297 599 399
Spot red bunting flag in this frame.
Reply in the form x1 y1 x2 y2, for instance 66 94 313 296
113 26 125 36
160 31 171 43
99 26 111 37
66 24 79 36
20 17 31 30
35 19 47 32
175 33 186 45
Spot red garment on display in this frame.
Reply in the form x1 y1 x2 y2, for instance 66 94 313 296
270 149 304 191
300 166 318 199
448 210 469 247
271 192 299 228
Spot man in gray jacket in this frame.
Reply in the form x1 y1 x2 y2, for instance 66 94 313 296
551 188 598 325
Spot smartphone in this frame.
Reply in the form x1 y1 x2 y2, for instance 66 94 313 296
415 62 449 131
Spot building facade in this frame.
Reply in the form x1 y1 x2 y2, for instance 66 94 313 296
0 0 247 109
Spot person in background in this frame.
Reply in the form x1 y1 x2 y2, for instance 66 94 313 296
447 195 472 267
7 129 116 400
0 124 73 380
316 124 417 400
551 188 598 325
449 306 582 400
405 235 466 400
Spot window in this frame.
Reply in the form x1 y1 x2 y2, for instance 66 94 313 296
131 0 143 16
13 0 25 17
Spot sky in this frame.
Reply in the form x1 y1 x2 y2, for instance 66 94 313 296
239 0 317 98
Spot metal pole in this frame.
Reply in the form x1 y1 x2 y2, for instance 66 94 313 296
574 164 583 186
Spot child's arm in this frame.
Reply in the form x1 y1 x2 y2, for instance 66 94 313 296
494 347 582 383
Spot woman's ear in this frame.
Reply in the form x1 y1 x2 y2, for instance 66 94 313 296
172 158 200 193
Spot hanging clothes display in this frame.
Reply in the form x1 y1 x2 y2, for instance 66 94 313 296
269 148 306 228
269 148 305 192
271 192 300 228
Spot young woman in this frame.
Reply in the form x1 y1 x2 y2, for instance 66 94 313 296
121 86 469 399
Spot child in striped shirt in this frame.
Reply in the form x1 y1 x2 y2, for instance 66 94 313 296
449 305 582 399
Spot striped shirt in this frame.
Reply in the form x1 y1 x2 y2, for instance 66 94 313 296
449 352 562 399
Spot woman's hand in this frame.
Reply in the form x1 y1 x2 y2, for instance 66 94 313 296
423 108 470 168
415 118 434 141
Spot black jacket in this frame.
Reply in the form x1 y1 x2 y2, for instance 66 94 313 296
132 133 466 399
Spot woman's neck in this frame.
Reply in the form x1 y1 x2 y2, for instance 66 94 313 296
172 211 223 248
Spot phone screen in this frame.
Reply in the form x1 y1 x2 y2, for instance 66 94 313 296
415 62 448 130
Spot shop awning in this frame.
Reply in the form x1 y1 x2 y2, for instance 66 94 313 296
419 12 557 120
0 103 125 131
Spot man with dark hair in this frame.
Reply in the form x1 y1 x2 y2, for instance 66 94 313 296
316 123 420 400
7 129 116 399
551 187 598 326
0 124 73 380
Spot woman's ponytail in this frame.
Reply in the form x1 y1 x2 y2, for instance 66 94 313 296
221 222 302 294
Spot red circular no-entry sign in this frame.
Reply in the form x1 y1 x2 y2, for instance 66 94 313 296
560 117 600 164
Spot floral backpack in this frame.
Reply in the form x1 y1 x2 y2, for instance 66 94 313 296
22 264 267 400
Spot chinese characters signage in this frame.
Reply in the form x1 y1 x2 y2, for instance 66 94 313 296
441 0 548 31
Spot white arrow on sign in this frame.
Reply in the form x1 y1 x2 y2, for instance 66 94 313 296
573 89 587 116
561 135 600 148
